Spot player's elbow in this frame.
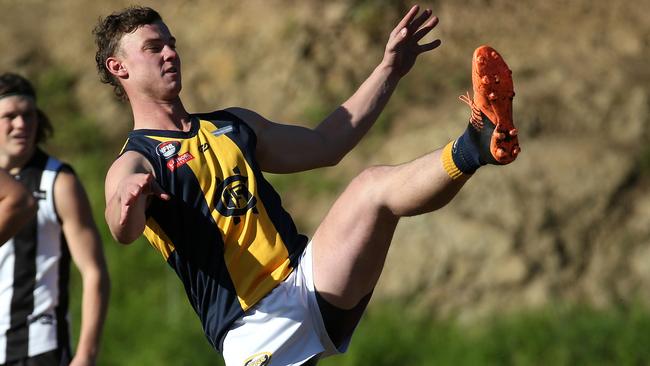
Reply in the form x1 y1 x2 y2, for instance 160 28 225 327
111 228 140 245
104 208 143 244
107 221 140 244
319 147 350 168
317 155 341 168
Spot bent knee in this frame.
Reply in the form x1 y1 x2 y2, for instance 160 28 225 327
347 165 394 209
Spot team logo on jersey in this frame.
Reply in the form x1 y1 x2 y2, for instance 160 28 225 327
243 352 271 366
166 152 194 172
215 167 258 224
156 141 181 159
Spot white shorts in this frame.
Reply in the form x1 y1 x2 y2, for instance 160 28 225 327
221 242 346 366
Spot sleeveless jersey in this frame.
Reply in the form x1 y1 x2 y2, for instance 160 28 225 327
120 110 308 351
0 150 71 364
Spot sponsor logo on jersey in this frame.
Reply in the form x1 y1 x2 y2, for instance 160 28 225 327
27 313 54 325
33 189 47 200
243 352 271 366
166 152 194 172
156 141 181 159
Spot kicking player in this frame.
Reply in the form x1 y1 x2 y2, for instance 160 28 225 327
94 5 518 365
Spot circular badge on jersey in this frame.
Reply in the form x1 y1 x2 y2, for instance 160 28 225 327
156 141 181 159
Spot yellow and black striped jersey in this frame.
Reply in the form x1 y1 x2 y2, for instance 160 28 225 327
119 110 308 351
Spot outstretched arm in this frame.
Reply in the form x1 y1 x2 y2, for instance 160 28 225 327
0 169 36 245
104 151 170 244
229 5 440 174
54 170 110 366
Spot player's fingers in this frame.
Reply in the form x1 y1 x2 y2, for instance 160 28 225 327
406 8 432 36
151 180 171 201
412 15 439 43
417 39 442 54
122 191 136 207
391 5 420 37
119 204 130 226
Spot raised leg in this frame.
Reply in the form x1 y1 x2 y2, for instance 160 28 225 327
311 148 470 309
311 44 518 311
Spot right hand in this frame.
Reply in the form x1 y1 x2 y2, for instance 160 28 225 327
117 173 170 226
382 5 441 78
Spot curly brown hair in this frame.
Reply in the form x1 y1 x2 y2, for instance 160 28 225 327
92 6 162 101
0 73 53 144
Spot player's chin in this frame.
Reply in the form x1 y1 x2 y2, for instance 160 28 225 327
161 82 182 98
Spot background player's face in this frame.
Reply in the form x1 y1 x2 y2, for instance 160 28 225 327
117 20 182 101
0 96 38 162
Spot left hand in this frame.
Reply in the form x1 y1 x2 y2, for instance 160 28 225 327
382 5 441 77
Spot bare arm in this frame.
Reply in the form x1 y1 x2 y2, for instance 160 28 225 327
54 170 110 366
0 169 36 245
228 5 440 174
104 151 170 244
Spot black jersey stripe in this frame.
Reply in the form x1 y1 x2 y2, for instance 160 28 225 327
55 232 71 358
6 151 48 361
139 137 242 349
6 213 37 360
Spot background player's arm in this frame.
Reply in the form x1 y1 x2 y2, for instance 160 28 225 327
227 6 440 174
0 169 36 245
104 151 169 244
54 170 110 366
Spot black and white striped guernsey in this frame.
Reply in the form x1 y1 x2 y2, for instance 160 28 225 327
0 150 71 364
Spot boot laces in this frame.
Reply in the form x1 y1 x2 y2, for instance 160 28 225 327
459 92 484 131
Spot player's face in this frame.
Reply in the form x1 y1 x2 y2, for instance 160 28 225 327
118 20 182 100
0 96 38 161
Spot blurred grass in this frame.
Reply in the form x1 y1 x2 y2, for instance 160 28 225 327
323 302 650 366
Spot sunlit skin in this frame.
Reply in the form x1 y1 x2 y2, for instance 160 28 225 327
0 95 38 174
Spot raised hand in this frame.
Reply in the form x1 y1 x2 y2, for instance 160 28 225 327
383 5 441 77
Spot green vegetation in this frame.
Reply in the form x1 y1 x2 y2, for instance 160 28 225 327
323 302 650 366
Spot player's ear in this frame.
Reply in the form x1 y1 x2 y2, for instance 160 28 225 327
106 57 128 79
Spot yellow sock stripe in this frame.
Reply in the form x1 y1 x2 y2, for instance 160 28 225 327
441 140 464 180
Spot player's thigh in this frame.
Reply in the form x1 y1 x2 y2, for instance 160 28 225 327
311 166 398 308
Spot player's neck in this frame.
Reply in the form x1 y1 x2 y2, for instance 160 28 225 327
0 147 36 175
130 96 191 132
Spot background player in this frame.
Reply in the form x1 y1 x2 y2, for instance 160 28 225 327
0 73 110 366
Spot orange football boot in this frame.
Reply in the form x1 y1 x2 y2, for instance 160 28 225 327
460 45 520 164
